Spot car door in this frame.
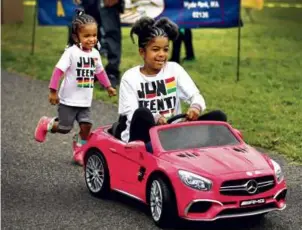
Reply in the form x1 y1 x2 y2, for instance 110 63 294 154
111 141 147 196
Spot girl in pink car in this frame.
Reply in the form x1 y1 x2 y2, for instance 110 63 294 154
34 9 116 164
118 17 227 147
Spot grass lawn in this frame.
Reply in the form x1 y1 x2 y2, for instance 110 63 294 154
2 4 302 163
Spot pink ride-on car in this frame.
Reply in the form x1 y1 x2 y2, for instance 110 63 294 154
78 114 287 228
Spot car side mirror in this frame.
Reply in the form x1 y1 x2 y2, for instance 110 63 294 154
233 128 243 139
125 140 146 152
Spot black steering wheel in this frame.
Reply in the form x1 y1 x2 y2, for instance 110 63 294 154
167 113 187 124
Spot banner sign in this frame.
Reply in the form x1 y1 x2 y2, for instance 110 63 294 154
38 0 241 28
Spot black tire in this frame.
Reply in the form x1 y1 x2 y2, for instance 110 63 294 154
84 150 110 198
148 177 178 228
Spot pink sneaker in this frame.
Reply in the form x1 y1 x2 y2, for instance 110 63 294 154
72 135 84 165
34 116 53 142
73 147 84 166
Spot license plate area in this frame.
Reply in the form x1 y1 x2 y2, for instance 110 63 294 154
240 198 266 207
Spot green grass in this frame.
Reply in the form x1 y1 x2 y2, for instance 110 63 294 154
2 5 302 162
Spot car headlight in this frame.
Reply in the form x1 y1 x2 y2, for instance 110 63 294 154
271 159 284 183
178 170 212 191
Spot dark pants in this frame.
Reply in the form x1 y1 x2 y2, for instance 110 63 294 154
129 108 227 144
170 29 195 63
99 6 121 87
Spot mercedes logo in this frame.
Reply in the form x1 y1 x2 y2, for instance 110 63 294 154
246 180 258 194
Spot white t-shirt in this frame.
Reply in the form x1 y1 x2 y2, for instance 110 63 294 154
118 62 206 142
56 45 104 107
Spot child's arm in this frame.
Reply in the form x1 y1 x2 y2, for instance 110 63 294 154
47 48 71 105
95 70 111 89
49 67 64 90
49 47 72 90
48 67 65 105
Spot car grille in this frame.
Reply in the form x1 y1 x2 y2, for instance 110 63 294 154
220 175 275 196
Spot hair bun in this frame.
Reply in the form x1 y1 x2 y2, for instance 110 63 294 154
155 17 179 41
130 17 155 43
136 17 155 30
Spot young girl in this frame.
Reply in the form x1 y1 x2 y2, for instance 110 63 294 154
118 17 227 145
34 9 116 163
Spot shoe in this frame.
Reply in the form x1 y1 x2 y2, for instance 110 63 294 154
72 134 84 166
34 116 53 142
73 148 84 166
169 58 180 63
73 145 84 166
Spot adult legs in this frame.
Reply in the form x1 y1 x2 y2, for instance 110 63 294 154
99 6 122 88
183 29 195 60
170 29 184 63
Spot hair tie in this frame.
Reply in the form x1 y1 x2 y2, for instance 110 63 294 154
75 8 84 16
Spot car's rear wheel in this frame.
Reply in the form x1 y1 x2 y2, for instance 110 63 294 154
84 150 110 198
149 177 177 227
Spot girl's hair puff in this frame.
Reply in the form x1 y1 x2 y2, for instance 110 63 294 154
68 8 97 47
130 16 179 48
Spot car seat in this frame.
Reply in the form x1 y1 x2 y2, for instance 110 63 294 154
108 115 127 140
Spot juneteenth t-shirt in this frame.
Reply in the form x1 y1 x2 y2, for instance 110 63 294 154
118 62 206 142
56 45 104 107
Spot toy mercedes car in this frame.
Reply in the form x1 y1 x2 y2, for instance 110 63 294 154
78 114 287 227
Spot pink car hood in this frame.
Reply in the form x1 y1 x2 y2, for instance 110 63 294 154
159 146 271 176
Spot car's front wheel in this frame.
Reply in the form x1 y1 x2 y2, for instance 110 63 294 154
84 150 110 198
149 177 177 227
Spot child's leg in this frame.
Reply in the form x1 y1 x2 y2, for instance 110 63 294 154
79 122 92 144
129 107 156 143
75 107 93 145
55 104 77 134
34 104 77 142
198 110 227 122
72 108 92 165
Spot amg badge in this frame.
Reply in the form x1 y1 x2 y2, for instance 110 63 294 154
240 198 266 207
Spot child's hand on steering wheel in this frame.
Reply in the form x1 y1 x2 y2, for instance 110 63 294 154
157 116 167 125
186 107 200 121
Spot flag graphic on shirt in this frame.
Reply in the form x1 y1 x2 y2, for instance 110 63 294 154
76 77 94 88
165 77 176 94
